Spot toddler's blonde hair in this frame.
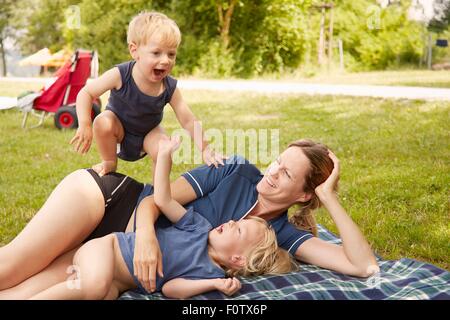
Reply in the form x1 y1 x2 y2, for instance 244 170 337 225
127 11 181 48
227 216 298 277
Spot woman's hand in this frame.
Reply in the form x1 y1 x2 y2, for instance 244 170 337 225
315 150 340 203
133 230 164 293
214 277 241 296
202 145 227 168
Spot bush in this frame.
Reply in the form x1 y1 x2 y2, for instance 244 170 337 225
192 40 237 78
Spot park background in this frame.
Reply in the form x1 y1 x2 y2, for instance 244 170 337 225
0 0 449 271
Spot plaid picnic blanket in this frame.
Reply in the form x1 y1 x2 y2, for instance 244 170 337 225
119 224 450 300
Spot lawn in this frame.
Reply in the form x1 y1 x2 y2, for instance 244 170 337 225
1 69 450 98
250 70 450 88
0 83 449 271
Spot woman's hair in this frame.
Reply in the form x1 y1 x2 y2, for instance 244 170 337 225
287 139 335 236
127 11 181 48
226 216 298 277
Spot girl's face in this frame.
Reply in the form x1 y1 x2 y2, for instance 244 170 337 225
208 219 265 268
256 146 312 206
130 35 177 83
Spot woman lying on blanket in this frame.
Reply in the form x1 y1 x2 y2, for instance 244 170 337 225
18 137 294 299
0 138 379 297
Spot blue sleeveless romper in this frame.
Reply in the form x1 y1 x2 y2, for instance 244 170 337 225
106 61 177 161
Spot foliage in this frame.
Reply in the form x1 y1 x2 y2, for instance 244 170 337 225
0 0 14 39
4 0 449 75
10 0 81 55
0 0 15 75
330 0 424 70
428 0 450 33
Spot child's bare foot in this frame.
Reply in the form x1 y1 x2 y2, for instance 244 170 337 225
92 160 117 177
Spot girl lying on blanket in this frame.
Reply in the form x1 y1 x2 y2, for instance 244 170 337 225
27 137 295 300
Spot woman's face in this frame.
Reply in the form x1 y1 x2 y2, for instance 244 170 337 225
256 146 312 205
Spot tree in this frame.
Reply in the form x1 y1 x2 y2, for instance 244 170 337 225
5 0 431 76
217 0 238 48
0 0 14 76
428 0 450 32
327 0 424 70
75 0 155 72
13 0 82 55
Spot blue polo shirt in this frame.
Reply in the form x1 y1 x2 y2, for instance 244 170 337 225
118 207 224 294
136 155 314 255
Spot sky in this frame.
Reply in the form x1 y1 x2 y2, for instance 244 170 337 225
407 0 437 22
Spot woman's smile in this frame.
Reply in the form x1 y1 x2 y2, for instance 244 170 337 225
265 176 277 188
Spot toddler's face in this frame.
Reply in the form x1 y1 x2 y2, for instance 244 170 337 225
133 35 177 83
209 219 265 263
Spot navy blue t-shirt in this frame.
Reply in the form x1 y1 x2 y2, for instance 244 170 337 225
135 155 314 255
106 60 177 136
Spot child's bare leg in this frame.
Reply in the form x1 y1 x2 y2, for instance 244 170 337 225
0 247 78 299
143 125 169 182
0 170 104 290
30 235 118 300
92 110 125 176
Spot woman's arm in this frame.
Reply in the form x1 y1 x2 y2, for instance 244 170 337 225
296 151 380 278
162 277 241 299
134 176 197 292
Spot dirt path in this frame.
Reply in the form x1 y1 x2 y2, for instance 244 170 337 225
2 77 450 110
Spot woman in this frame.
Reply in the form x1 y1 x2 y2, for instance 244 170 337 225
0 139 379 298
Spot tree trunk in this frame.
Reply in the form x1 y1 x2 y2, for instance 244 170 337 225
328 7 334 69
427 33 432 70
217 0 237 48
318 7 325 65
0 37 6 76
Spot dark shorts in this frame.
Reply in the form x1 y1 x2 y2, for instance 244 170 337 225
84 169 144 242
117 132 147 162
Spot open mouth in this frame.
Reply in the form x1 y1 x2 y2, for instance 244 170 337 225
153 68 166 76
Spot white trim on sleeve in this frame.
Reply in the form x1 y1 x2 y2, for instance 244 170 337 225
185 172 204 197
288 234 312 254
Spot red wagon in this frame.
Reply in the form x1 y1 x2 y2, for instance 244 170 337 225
21 49 102 129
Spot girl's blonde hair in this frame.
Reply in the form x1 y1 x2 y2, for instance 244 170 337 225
127 11 181 48
287 139 335 236
226 216 297 277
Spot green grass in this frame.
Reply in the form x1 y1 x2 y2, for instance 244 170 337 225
249 70 450 88
0 85 449 271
